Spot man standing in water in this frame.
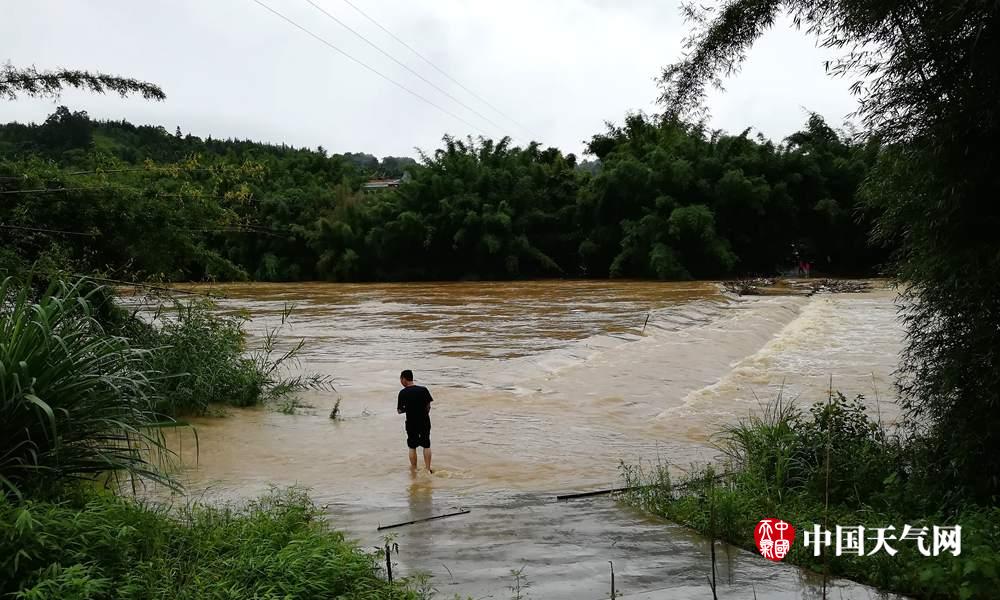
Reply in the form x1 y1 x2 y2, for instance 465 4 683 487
397 370 433 473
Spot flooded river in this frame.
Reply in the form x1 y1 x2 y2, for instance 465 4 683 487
164 280 904 599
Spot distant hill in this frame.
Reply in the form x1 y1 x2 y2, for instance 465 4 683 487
0 106 418 178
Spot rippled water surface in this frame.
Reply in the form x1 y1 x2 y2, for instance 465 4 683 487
159 280 904 599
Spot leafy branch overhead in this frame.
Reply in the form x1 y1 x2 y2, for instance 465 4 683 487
660 0 986 143
659 0 782 121
0 62 165 101
661 0 1000 504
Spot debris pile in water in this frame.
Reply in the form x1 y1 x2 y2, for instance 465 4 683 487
722 277 778 296
721 278 778 296
793 279 872 295
723 278 871 296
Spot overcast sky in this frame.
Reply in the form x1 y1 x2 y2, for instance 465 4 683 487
2 0 858 158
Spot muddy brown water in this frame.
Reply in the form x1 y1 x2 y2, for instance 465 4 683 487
159 280 905 599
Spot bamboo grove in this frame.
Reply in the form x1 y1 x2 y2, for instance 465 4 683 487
1 107 886 282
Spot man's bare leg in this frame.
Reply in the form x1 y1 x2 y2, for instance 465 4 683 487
423 448 433 473
408 448 418 470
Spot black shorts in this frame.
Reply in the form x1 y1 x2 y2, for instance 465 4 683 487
406 427 431 449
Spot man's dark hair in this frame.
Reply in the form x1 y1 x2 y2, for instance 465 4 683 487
400 369 413 381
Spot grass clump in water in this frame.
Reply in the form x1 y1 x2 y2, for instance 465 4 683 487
130 299 265 415
621 392 1000 599
1 275 331 496
129 297 331 416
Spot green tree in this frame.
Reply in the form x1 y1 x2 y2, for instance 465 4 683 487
3 108 882 285
659 0 1000 503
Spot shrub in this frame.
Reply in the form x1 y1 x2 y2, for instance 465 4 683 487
620 393 1000 599
0 488 423 599
129 298 331 416
129 299 263 415
792 393 899 508
0 277 171 499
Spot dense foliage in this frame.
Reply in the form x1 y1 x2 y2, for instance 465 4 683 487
621 395 1000 599
129 300 266 415
0 271 398 597
1 488 423 599
583 113 880 278
128 297 327 416
0 277 169 498
657 0 1000 506
0 275 324 498
1 64 417 600
1 107 885 282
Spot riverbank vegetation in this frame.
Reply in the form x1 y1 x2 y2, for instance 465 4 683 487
0 64 416 600
0 274 329 492
1 488 423 599
1 108 884 282
4 274 320 419
129 296 330 416
623 0 1000 598
0 275 418 598
5 0 1000 592
621 393 1000 599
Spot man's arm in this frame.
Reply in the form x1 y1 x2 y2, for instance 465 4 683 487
426 388 433 412
397 390 405 414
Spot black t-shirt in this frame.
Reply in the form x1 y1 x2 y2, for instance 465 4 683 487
397 385 433 429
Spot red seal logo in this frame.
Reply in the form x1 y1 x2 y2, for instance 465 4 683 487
754 518 795 561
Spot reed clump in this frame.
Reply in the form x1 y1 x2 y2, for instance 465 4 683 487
0 276 173 498
126 295 331 416
621 392 1000 599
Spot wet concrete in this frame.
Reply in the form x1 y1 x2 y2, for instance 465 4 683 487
329 491 903 600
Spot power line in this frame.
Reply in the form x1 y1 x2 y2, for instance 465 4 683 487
87 275 222 298
0 185 251 202
250 0 489 138
0 167 219 181
0 187 100 195
336 0 536 139
65 167 219 177
303 0 509 140
0 223 98 236
2 222 299 239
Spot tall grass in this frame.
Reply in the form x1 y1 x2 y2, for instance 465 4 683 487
0 277 173 499
620 392 1000 599
0 277 423 599
129 299 264 414
715 390 800 505
1 488 425 599
2 273 332 498
129 297 331 416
